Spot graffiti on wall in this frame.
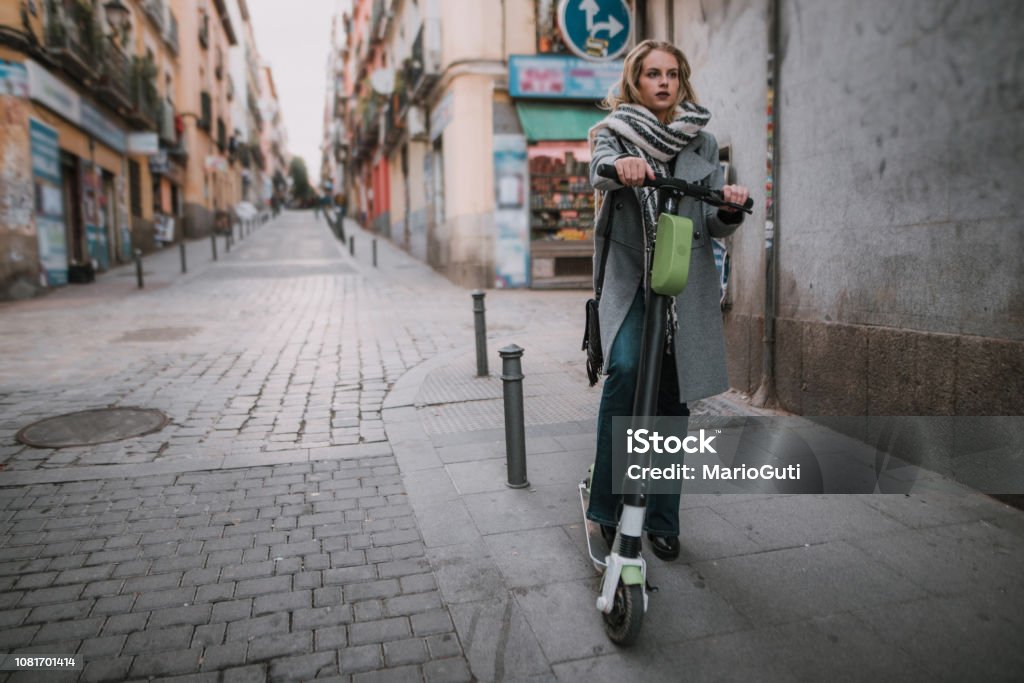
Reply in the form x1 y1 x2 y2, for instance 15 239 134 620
0 88 34 235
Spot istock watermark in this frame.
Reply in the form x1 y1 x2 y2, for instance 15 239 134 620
610 415 1024 495
626 428 718 454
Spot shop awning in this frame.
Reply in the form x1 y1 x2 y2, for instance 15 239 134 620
515 102 606 142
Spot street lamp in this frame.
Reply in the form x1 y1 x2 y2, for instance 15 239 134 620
103 0 131 35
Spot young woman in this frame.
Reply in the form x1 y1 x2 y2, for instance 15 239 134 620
586 40 749 561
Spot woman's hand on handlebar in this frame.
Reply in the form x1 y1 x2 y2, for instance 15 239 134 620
613 157 655 187
719 184 750 212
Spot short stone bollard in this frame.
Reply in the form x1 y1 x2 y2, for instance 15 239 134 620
179 240 187 274
372 239 378 267
349 236 355 257
211 231 218 261
500 345 529 488
472 291 488 377
134 249 144 289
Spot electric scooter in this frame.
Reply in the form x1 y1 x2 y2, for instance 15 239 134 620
579 164 753 645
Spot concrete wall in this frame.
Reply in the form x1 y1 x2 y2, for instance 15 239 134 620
674 0 1024 415
434 75 498 288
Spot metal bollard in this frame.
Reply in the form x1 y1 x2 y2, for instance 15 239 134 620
134 249 144 289
372 239 377 267
349 236 355 257
225 231 231 253
179 240 187 274
499 344 529 489
211 231 218 261
472 291 488 377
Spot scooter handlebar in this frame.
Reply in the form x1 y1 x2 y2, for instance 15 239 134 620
596 163 754 213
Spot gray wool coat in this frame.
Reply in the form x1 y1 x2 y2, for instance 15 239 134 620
589 128 744 404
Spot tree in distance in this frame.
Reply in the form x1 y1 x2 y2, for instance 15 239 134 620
289 157 316 205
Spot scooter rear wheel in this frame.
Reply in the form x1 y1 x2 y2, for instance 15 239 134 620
603 580 644 645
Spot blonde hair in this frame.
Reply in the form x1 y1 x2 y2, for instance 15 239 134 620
601 40 698 111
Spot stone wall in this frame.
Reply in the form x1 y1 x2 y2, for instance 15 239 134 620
676 0 1024 415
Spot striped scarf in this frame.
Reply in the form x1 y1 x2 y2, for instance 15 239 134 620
589 102 712 240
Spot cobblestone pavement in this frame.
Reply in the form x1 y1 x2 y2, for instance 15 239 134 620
0 211 556 681
3 212 1023 682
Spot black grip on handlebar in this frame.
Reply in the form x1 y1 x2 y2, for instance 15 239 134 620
597 164 619 181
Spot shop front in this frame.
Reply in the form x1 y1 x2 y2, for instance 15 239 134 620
505 54 622 289
23 59 130 280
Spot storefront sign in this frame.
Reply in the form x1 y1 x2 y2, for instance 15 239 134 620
81 161 109 271
205 155 228 172
128 132 159 155
81 101 127 153
25 60 126 153
509 55 623 100
493 134 530 288
429 91 453 142
0 61 29 97
149 149 169 174
557 0 632 61
29 118 68 286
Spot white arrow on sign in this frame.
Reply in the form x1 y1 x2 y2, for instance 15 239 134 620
591 15 625 39
579 0 599 30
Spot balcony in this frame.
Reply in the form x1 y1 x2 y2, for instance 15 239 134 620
198 91 212 131
159 101 176 145
44 0 102 83
168 114 188 160
217 118 227 153
128 56 161 130
383 92 405 149
164 11 179 54
406 19 442 101
199 12 210 49
369 0 387 43
250 142 265 171
142 0 166 33
96 41 132 111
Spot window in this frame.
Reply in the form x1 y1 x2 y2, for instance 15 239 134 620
129 160 142 217
217 118 226 152
199 91 212 130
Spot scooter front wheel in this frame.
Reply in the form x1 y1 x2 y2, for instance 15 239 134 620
603 580 644 645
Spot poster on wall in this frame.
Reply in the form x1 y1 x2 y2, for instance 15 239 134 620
1 64 33 237
115 174 131 262
29 118 67 286
493 134 530 288
81 161 109 271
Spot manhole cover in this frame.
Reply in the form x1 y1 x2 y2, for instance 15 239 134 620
16 408 169 448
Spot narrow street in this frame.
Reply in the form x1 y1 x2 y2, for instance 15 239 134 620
1 213 1022 682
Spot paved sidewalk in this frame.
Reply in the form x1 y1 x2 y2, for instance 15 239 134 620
0 211 1022 682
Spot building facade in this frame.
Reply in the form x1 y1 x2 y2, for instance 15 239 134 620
332 0 616 288
171 0 237 237
324 0 1021 415
0 0 279 299
257 64 288 208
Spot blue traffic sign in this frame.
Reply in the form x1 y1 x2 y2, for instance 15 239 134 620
557 0 632 61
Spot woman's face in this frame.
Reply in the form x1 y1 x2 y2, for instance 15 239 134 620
636 49 681 122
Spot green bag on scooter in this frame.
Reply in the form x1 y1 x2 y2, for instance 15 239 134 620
650 213 693 297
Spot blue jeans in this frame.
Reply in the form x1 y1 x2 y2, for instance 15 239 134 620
586 287 690 536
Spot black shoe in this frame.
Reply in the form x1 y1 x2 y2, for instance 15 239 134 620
600 524 617 550
647 534 680 561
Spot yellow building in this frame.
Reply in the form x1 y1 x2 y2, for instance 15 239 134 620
171 0 238 237
0 0 182 298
